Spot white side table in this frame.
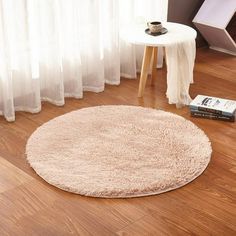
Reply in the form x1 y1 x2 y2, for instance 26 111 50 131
121 22 197 97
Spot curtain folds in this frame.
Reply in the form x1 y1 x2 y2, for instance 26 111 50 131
0 0 168 121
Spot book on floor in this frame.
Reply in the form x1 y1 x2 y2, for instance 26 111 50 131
190 95 236 122
190 110 235 122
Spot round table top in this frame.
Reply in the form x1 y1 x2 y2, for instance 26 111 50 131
120 22 197 46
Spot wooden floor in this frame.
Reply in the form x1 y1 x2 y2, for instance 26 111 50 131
0 48 235 236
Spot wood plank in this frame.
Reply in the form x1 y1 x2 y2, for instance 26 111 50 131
0 156 33 193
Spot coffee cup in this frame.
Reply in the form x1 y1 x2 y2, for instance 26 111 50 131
147 21 162 33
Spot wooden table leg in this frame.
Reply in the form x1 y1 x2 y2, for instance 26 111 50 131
138 46 153 97
163 47 167 66
151 47 158 85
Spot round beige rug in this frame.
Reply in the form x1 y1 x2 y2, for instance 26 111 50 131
26 105 212 198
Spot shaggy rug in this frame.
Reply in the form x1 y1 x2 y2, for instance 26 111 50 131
26 105 212 198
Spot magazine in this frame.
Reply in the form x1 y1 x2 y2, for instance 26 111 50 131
190 95 236 116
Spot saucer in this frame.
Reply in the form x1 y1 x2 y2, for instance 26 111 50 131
145 27 168 36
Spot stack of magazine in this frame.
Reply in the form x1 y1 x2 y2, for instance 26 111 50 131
190 95 236 122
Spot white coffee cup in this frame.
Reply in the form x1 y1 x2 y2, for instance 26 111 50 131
147 21 162 33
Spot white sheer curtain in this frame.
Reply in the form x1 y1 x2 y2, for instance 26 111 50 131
0 0 168 121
